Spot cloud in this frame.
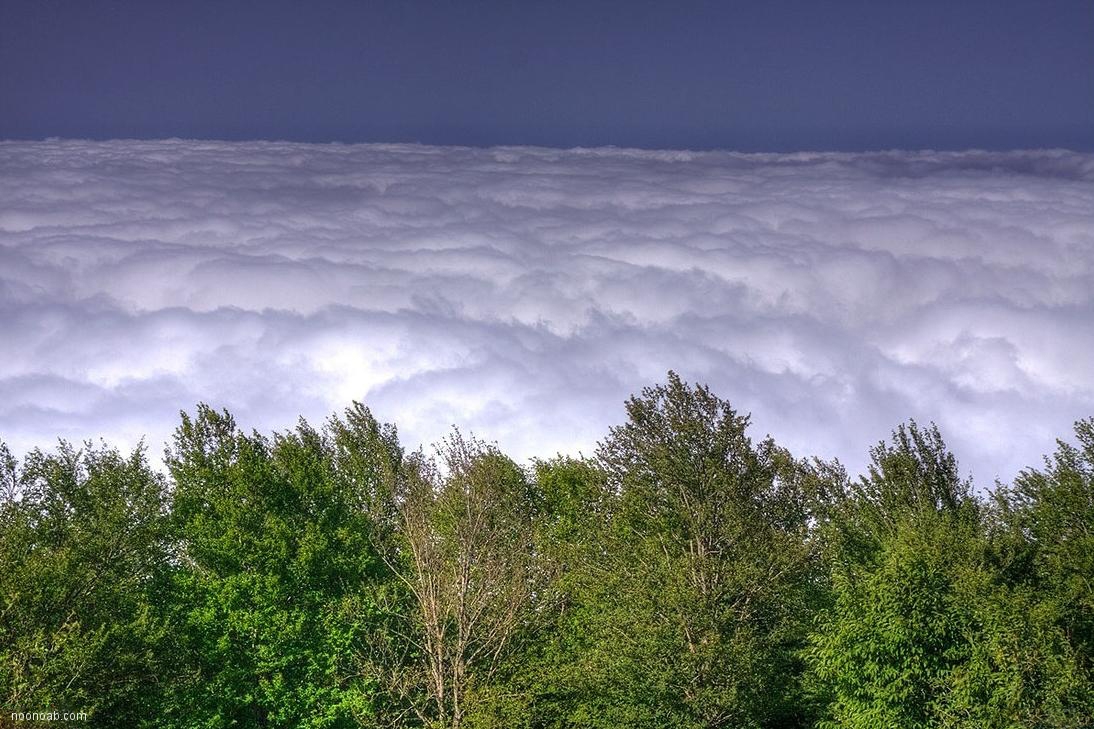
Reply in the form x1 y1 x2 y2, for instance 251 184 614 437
1 139 1092 484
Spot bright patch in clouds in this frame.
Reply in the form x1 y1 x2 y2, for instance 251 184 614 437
1 139 1092 483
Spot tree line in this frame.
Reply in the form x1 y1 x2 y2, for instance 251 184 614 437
2 372 1092 728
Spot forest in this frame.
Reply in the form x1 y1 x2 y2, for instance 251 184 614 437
2 372 1092 728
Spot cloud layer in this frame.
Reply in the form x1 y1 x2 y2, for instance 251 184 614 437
2 139 1093 483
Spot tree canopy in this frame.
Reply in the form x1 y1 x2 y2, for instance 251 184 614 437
1 375 1091 728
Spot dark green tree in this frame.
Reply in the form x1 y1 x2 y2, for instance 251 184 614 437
586 372 819 728
3 380 1091 729
969 418 1094 726
0 440 170 726
472 456 616 729
808 422 980 728
999 419 1094 667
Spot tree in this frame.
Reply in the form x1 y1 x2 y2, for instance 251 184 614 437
392 433 539 729
589 372 818 728
969 418 1094 726
3 380 1091 728
161 403 402 728
473 456 616 729
0 440 170 726
1000 419 1094 664
808 422 991 729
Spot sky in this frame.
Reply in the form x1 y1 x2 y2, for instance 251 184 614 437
1 140 1092 485
1 0 1092 151
1 2 1093 485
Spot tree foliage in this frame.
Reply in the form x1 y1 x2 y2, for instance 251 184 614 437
808 421 1092 728
0 441 170 726
391 433 538 729
0 377 1092 727
160 403 403 728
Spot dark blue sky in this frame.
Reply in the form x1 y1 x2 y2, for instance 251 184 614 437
2 0 1091 151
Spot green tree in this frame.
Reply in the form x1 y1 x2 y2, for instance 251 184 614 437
161 403 403 728
999 419 1094 667
967 418 1094 726
586 372 819 728
472 456 616 729
5 381 1091 729
0 440 170 726
808 422 980 728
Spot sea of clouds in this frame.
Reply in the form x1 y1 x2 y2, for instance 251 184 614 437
1 139 1092 484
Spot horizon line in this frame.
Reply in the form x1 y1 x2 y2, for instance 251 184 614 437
3 135 1092 157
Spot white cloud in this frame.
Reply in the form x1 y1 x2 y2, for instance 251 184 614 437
1 139 1092 484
